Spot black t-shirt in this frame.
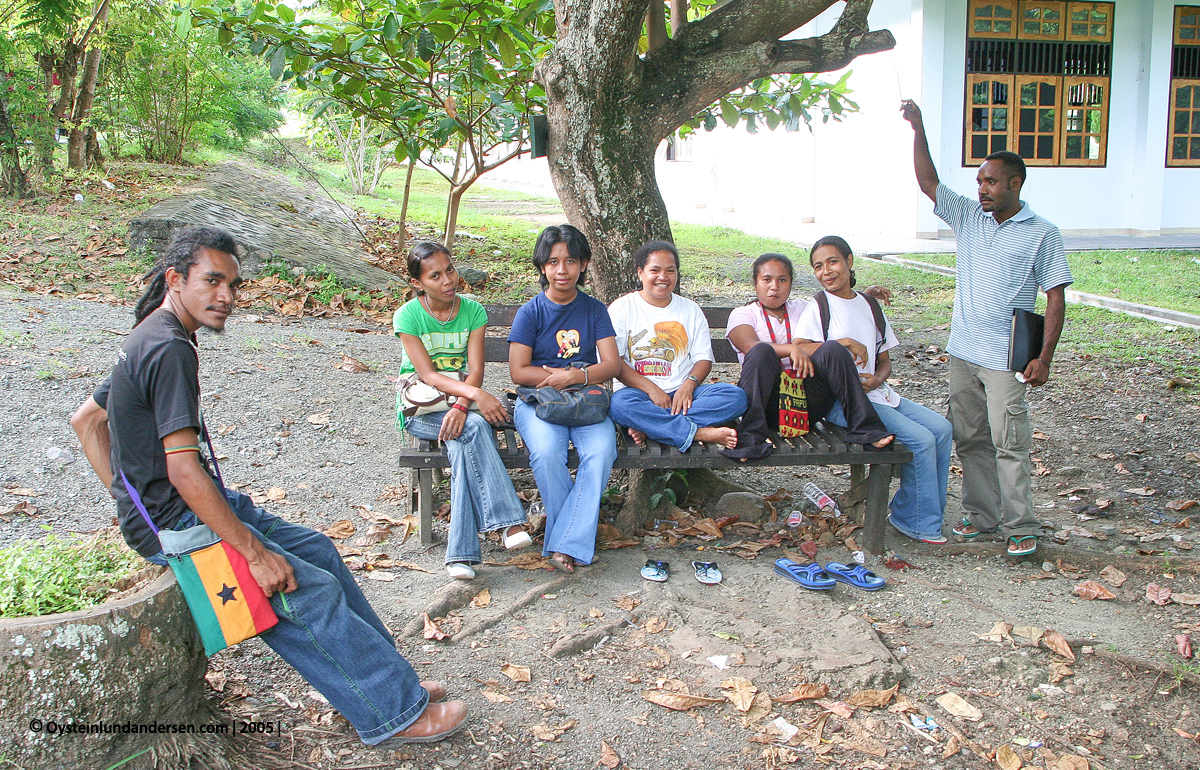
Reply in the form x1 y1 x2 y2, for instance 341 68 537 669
99 309 215 557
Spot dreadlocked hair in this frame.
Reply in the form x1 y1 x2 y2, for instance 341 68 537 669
134 226 240 326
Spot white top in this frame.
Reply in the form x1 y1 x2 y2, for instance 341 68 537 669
795 292 902 408
934 182 1073 371
608 292 714 394
725 299 810 365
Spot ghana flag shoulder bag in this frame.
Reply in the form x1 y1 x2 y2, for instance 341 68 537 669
120 430 277 657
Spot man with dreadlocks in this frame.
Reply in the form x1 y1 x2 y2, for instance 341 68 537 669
71 226 468 746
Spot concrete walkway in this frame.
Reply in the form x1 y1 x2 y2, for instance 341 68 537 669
852 230 1200 257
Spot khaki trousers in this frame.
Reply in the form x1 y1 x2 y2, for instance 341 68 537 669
947 355 1040 538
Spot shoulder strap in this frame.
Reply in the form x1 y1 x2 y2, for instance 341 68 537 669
860 293 888 355
814 291 831 342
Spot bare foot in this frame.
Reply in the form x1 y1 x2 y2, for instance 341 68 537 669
871 434 895 449
550 552 575 573
695 427 738 449
628 428 647 447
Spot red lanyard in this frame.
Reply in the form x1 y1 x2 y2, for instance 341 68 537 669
759 302 791 344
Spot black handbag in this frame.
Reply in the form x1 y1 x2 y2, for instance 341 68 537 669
515 384 610 427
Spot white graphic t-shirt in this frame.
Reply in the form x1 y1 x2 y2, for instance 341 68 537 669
795 291 902 408
608 292 714 394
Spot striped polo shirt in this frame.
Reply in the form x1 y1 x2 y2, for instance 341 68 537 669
935 183 1073 371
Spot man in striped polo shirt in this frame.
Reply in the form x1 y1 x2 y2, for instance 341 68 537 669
901 100 1073 558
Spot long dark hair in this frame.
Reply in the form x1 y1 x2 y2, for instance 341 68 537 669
134 226 240 326
406 241 452 286
532 225 591 290
809 235 856 288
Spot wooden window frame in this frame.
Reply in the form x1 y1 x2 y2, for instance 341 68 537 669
1065 1 1114 42
1167 78 1200 167
1060 76 1110 165
1018 0 1067 41
1175 5 1200 46
1014 75 1063 164
970 0 1020 39
964 73 1017 164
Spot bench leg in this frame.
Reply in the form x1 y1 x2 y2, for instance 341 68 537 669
416 468 435 545
862 463 892 555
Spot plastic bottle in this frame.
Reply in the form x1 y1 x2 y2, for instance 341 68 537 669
803 482 837 513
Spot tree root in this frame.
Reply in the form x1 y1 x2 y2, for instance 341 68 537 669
450 574 572 643
547 614 637 658
1064 638 1200 688
930 542 1200 574
400 581 479 638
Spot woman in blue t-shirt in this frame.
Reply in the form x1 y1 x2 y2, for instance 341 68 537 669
508 226 622 574
395 241 531 580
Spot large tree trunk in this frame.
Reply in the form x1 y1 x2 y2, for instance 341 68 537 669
67 44 103 170
0 95 32 198
397 161 415 249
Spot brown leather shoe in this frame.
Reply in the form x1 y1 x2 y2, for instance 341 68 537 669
420 681 446 703
386 700 468 744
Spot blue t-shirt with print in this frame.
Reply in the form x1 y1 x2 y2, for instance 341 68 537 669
507 291 616 368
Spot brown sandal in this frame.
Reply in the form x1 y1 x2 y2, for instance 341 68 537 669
550 553 575 574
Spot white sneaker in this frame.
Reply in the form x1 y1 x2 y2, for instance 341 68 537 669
446 563 475 580
502 529 533 550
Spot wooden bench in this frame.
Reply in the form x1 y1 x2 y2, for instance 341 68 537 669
397 304 912 554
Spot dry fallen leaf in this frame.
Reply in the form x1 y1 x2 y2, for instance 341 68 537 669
470 588 492 608
799 540 819 560
1073 580 1115 600
1167 499 1199 511
265 486 287 501
1124 487 1156 497
392 561 434 573
845 683 899 709
1099 565 1127 587
1051 755 1090 770
422 613 448 641
773 683 829 703
528 719 576 742
1171 593 1200 606
323 520 357 539
996 744 1024 770
588 607 605 618
742 691 772 726
6 488 41 497
1049 661 1074 683
979 621 1014 643
501 663 531 682
598 741 621 769
720 677 759 712
935 692 982 721
337 353 371 373
480 688 513 704
1178 634 1193 659
614 595 641 612
306 411 331 425
1042 629 1077 662
645 616 667 634
1012 626 1045 646
641 690 724 711
815 699 855 719
485 552 555 570
942 734 961 759
1147 583 1173 605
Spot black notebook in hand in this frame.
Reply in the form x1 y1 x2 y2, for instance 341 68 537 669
1008 308 1044 373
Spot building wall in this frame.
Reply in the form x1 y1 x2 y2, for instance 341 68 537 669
488 0 1198 242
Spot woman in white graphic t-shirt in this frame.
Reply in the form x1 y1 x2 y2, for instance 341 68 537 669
607 241 748 452
795 236 953 545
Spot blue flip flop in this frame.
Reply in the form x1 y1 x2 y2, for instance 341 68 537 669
773 558 837 590
824 562 887 591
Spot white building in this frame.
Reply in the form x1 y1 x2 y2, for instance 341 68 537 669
491 1 1200 247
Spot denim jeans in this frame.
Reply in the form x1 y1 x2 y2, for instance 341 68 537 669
513 401 617 566
406 410 526 564
609 383 747 451
147 489 428 745
827 398 952 540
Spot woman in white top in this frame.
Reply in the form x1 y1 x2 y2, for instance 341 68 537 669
795 236 952 544
724 252 894 461
608 241 748 451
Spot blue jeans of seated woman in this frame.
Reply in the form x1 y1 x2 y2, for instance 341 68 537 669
147 489 427 745
826 398 952 541
406 410 526 564
609 382 747 451
514 401 617 566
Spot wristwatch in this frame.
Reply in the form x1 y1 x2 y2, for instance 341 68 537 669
685 375 700 385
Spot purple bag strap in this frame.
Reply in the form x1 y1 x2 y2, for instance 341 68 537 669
119 419 226 537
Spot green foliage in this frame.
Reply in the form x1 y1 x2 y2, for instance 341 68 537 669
680 71 859 138
100 9 284 161
0 530 145 618
649 469 689 511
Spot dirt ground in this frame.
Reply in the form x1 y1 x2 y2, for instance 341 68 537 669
2 280 1200 770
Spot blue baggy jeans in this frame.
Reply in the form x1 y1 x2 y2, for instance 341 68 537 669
406 410 526 564
608 382 747 451
148 490 428 745
827 397 953 541
513 401 618 566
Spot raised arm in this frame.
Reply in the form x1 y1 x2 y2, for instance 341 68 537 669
71 396 114 495
900 100 939 202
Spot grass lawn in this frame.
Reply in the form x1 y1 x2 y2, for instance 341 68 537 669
900 250 1200 316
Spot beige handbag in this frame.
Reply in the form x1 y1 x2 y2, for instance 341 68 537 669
397 371 479 418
